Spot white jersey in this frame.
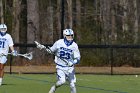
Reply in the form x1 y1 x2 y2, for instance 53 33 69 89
0 33 14 55
50 39 80 68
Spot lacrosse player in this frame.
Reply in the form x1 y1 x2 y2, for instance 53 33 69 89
0 24 17 86
48 29 81 93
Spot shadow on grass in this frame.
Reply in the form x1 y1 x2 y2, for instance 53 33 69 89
1 83 15 86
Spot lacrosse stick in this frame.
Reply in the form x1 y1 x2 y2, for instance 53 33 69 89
0 52 33 60
0 54 4 57
34 41 70 66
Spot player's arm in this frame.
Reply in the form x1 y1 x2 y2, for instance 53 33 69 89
8 36 17 56
68 45 80 67
9 45 17 56
49 41 58 53
73 49 80 64
68 57 80 67
9 45 14 51
74 44 81 62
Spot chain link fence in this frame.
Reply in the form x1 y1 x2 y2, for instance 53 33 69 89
4 44 140 75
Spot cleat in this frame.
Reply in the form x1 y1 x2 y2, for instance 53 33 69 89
48 86 56 93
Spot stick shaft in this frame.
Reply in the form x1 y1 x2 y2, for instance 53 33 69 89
34 41 69 65
47 46 69 65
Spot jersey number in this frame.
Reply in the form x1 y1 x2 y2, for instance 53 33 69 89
60 51 70 59
0 41 5 48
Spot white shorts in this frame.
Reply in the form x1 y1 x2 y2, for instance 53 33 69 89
56 68 76 83
0 56 7 64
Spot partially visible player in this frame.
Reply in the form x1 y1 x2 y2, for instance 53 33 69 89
0 24 17 86
48 29 81 93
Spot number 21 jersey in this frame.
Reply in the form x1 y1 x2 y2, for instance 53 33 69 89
0 34 14 55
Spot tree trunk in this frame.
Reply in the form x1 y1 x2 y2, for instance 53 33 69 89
19 1 27 64
27 0 40 43
121 0 128 39
11 0 22 64
66 0 72 28
12 0 21 43
133 0 139 44
39 0 53 44
46 4 53 43
95 0 102 44
55 0 61 40
100 0 111 44
110 1 117 44
27 0 40 64
75 0 81 42
0 0 4 23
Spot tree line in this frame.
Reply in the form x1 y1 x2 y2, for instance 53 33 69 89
0 0 140 66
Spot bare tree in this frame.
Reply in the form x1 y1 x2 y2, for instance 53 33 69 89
12 0 22 43
0 0 4 23
55 0 61 40
133 0 139 44
110 0 117 44
11 0 22 64
121 0 128 39
75 0 81 42
38 0 53 44
27 0 40 64
66 0 72 28
27 0 40 43
46 1 53 43
100 0 111 44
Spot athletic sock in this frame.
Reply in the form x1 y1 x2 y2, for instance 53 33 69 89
0 78 2 86
71 87 76 93
48 85 56 93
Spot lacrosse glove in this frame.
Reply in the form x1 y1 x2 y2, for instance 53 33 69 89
11 50 18 56
37 44 45 50
73 58 80 64
46 48 52 54
67 58 80 67
68 61 74 67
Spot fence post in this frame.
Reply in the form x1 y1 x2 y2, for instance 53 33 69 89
9 55 13 74
110 48 114 75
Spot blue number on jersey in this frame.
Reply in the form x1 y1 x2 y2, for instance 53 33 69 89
0 41 5 48
60 51 71 59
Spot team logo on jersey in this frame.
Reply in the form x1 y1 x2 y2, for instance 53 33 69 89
0 38 6 48
59 47 73 59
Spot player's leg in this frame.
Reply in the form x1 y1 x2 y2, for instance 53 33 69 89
68 70 77 93
0 63 4 86
0 56 7 86
49 69 66 93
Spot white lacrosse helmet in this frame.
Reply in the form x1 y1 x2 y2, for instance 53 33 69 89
0 24 7 32
63 29 74 40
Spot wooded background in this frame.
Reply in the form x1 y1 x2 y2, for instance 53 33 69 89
0 0 140 67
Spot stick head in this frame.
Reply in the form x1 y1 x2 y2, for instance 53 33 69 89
24 52 33 60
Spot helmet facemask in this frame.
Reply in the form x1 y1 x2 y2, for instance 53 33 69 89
63 29 74 46
64 34 74 42
0 24 7 36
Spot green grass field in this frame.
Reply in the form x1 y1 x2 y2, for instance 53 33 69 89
0 74 140 93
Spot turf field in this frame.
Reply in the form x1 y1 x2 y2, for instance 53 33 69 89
0 74 140 93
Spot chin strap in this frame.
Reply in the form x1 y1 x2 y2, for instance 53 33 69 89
0 32 6 36
64 38 73 46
